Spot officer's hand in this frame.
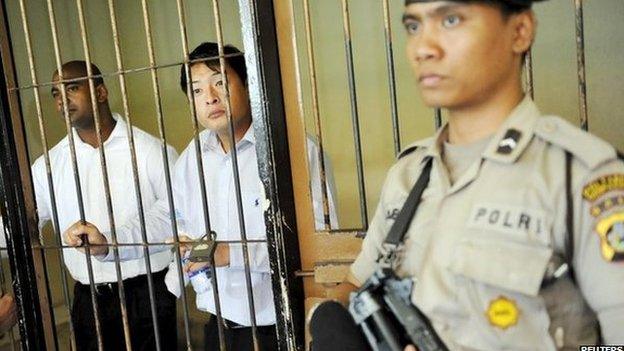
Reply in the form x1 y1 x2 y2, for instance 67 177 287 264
0 295 17 334
63 221 109 256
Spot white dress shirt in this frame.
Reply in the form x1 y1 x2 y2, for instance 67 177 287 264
31 113 178 284
165 127 337 326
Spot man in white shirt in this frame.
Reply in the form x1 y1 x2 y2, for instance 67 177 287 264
35 61 178 350
167 42 338 351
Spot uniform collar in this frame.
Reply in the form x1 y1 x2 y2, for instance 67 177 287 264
421 95 540 165
60 112 127 149
201 124 256 153
481 95 540 164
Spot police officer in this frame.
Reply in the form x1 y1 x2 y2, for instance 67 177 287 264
324 0 624 349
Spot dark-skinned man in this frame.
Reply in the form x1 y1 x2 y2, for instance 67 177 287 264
33 61 178 350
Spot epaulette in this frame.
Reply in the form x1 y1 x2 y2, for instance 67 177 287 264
534 116 617 170
397 137 434 160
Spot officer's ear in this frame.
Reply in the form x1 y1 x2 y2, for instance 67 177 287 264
509 10 537 57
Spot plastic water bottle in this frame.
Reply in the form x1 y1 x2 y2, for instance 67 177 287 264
183 258 212 294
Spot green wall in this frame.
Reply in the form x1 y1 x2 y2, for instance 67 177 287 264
5 0 624 248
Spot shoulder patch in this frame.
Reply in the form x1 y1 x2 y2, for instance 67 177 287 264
398 137 434 160
534 116 617 170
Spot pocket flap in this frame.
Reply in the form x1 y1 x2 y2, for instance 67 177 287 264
450 236 552 296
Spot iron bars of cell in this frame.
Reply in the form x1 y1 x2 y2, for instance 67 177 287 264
138 0 194 348
15 0 191 349
16 0 75 349
211 1 263 350
340 0 369 230
574 0 589 131
175 0 230 350
301 0 334 232
381 0 402 157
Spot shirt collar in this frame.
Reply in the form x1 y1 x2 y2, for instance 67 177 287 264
60 112 127 149
201 125 256 153
421 95 540 165
481 95 540 164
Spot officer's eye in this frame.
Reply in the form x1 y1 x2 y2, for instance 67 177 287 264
442 14 461 28
67 85 78 92
403 20 420 35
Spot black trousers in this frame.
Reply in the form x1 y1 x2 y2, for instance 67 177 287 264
204 317 277 351
72 269 177 351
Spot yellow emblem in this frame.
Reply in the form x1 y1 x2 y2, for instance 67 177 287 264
583 174 624 201
595 212 624 262
486 296 519 330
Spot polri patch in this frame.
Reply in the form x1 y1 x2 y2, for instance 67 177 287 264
583 174 624 202
595 212 624 262
467 203 547 240
486 296 519 330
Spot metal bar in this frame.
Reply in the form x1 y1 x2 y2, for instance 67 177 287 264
7 54 244 92
302 0 333 230
382 0 401 156
574 0 588 131
238 0 314 350
76 0 132 350
106 1 165 350
434 108 442 130
0 6 48 346
238 0 306 347
340 0 368 229
211 1 260 349
28 239 268 251
16 0 76 349
174 1 227 349
139 1 193 348
43 2 106 349
524 49 534 99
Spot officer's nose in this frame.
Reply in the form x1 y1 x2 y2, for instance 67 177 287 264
410 26 442 63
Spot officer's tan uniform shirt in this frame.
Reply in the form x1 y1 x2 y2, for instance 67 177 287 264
351 96 624 350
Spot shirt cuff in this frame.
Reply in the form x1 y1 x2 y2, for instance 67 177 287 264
96 231 114 262
228 243 243 269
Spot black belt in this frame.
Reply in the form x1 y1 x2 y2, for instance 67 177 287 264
219 318 274 331
76 269 167 296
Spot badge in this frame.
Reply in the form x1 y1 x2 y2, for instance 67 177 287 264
583 174 624 202
595 212 624 262
486 296 519 330
589 195 624 217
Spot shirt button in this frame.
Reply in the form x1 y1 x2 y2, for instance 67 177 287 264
542 121 557 133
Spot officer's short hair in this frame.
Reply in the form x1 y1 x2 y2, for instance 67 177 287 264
179 42 247 93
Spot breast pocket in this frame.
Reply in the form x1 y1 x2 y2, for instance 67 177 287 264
448 234 557 351
240 190 266 240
